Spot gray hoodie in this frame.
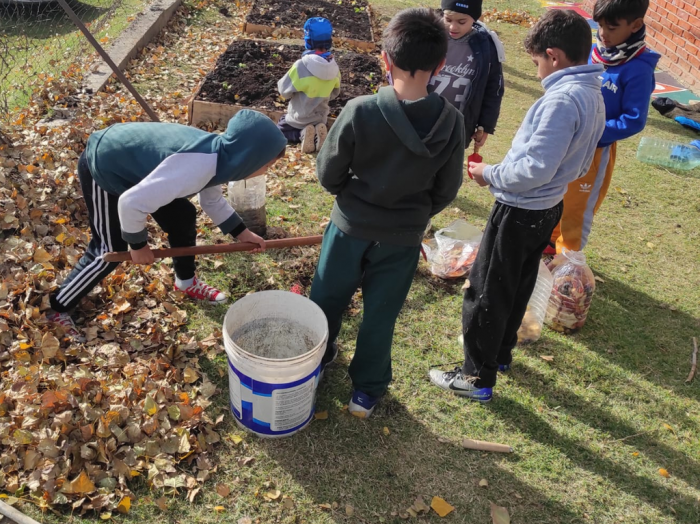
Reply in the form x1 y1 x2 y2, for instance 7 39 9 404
278 54 341 128
483 64 605 210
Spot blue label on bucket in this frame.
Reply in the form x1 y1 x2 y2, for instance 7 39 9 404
228 360 321 436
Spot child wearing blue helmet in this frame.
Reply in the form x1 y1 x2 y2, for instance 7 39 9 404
277 17 341 154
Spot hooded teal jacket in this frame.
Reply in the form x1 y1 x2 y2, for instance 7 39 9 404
84 110 286 245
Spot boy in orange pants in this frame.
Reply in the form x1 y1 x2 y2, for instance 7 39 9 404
548 0 659 253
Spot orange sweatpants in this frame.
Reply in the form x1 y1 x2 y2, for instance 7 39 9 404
551 142 617 253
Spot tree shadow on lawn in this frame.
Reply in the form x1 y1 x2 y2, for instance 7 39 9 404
490 370 700 522
260 378 590 524
572 271 700 401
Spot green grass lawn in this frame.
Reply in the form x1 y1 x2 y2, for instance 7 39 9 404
18 1 700 522
0 0 148 114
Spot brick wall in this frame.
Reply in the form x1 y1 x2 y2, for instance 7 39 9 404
581 0 700 88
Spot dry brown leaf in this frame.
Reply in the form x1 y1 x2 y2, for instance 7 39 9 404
282 497 294 510
216 484 231 498
659 468 671 478
117 496 131 514
63 470 96 494
264 490 282 501
540 355 554 362
314 410 328 420
383 426 391 436
155 497 168 511
479 478 489 487
490 502 510 524
431 497 455 517
345 504 354 516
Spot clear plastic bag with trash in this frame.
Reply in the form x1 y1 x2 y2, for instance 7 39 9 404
517 260 554 344
544 249 596 334
421 219 482 279
228 176 267 237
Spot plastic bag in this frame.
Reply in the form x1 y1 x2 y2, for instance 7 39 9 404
421 219 482 279
544 249 595 334
517 260 554 344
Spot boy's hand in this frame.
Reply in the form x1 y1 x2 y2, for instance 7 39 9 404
468 162 490 187
130 245 154 265
472 131 489 148
237 229 266 253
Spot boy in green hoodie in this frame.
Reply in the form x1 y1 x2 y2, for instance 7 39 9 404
47 110 287 340
310 7 465 418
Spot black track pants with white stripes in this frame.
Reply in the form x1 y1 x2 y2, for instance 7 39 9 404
49 153 197 313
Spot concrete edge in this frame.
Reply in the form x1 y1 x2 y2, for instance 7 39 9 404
84 0 182 94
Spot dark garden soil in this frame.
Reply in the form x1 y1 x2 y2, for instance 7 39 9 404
246 0 372 42
195 40 382 118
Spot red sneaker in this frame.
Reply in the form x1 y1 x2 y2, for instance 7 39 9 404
175 276 227 304
47 311 85 342
290 283 304 295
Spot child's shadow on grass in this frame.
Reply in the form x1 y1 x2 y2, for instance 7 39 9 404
490 360 700 522
260 379 588 524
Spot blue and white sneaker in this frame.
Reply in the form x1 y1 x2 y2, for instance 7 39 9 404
318 342 339 382
428 367 493 403
348 390 380 419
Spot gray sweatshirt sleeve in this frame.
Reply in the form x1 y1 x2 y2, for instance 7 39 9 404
483 94 579 192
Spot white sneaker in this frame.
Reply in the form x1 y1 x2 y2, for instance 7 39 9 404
428 367 493 402
314 123 328 152
301 125 316 154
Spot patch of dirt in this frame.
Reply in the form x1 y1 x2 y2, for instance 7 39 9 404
195 40 382 118
246 0 372 42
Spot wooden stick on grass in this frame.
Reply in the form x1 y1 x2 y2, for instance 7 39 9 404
462 438 513 453
686 337 698 384
102 235 323 263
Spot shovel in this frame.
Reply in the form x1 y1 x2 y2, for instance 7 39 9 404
102 235 323 263
467 126 484 180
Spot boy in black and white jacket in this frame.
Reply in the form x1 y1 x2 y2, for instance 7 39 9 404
430 0 505 150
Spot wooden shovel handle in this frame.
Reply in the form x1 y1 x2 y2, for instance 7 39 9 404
102 235 323 263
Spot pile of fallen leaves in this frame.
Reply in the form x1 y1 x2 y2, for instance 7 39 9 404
0 0 262 516
482 8 539 27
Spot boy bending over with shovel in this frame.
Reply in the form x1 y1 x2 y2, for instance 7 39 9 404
48 110 287 339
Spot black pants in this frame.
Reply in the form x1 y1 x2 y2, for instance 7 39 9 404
50 153 198 313
462 201 563 388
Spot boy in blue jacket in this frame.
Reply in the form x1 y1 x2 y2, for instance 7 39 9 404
549 0 659 253
430 10 605 401
47 110 287 338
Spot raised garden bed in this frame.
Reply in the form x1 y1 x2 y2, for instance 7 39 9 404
244 0 375 51
189 39 382 128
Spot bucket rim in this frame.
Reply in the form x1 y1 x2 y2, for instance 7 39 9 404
223 290 328 363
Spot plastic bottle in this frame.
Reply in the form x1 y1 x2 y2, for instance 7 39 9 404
227 176 267 237
636 137 700 170
517 260 554 344
545 249 595 334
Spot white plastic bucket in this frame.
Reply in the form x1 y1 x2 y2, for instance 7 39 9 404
222 290 328 438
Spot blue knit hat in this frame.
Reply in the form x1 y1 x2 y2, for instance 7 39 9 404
304 17 333 51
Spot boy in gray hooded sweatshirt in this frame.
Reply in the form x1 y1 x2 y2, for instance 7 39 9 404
310 8 465 418
277 17 341 155
430 10 605 402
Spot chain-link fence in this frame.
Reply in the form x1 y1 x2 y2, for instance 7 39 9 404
0 0 149 121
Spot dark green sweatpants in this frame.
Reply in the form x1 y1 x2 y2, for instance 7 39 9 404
309 222 421 398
